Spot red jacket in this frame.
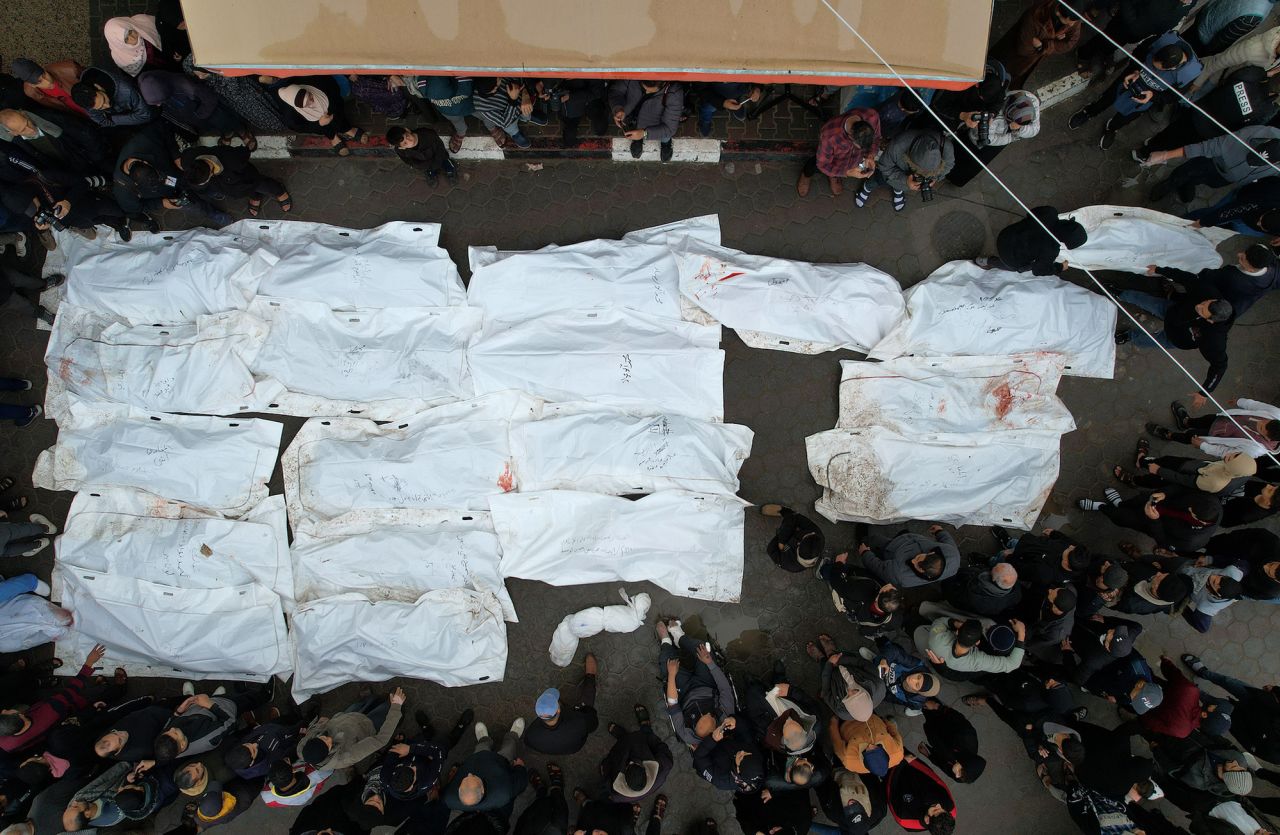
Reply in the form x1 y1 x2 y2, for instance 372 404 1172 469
0 663 94 753
1139 658 1202 738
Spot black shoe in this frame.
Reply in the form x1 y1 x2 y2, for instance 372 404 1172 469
427 171 439 188
634 704 651 727
447 708 474 751
1115 329 1132 345
415 709 436 739
43 274 65 290
1068 109 1090 130
142 215 160 234
445 167 459 186
1070 706 1089 721
115 220 132 243
1170 400 1190 430
15 406 42 427
660 141 673 163
35 307 53 326
1176 184 1197 203
1099 129 1117 151
630 139 643 159
990 525 1012 550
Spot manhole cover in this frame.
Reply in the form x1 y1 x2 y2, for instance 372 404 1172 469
931 210 988 261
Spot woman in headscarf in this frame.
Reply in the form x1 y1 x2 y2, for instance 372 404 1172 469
103 15 176 77
138 71 254 148
945 90 1042 187
989 0 1082 89
1114 444 1258 494
270 76 364 155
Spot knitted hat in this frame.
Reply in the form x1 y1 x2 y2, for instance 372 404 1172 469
908 134 945 176
1003 92 1038 126
1222 767 1253 795
862 745 890 777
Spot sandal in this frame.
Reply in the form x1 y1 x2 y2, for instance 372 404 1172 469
333 138 351 156
805 641 824 662
247 198 263 218
348 128 367 144
3 496 27 512
0 477 14 493
817 633 838 657
652 795 667 821
1112 466 1135 486
547 762 563 788
634 704 650 727
961 693 988 707
240 132 258 152
277 193 293 213
1135 438 1150 467
449 133 465 153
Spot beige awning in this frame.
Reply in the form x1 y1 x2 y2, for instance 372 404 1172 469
182 0 993 89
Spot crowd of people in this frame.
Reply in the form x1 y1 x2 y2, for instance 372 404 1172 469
3 0 1280 833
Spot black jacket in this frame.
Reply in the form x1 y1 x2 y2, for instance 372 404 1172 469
1152 269 1235 392
943 566 1023 616
79 66 154 128
600 728 673 802
232 721 302 780
392 127 450 173
1007 531 1083 586
381 737 447 801
178 145 270 199
995 206 1076 275
1065 615 1143 685
692 726 765 793
112 122 184 213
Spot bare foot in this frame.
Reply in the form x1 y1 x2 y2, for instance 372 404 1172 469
584 653 598 676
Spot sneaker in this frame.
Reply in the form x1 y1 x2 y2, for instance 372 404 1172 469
1068 109 1090 130
1180 653 1204 674
974 256 993 269
84 175 107 189
1078 498 1105 511
510 717 525 736
427 171 439 188
697 120 712 138
660 141 673 163
1114 329 1132 345
33 579 51 597
15 405 42 427
1103 488 1122 506
1170 400 1190 430
813 554 831 578
212 685 227 696
904 707 923 717
892 191 907 212
474 721 489 741
415 710 436 739
15 379 31 391
449 708 475 750
12 233 26 257
1099 130 1116 151
182 681 196 696
1070 706 1089 721
666 619 685 643
142 215 160 234
990 525 1012 549
29 513 56 535
19 538 49 557
35 307 53 326
449 133 465 153
854 185 873 208
1131 148 1150 164
858 647 876 662
630 139 644 159
116 221 132 243
512 132 532 149
43 273 65 290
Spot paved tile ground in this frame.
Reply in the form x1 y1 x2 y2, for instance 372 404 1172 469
0 2 1278 834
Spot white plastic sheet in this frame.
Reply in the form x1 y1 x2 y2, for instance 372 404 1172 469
492 490 745 603
33 403 281 516
0 595 72 653
290 510 516 621
248 297 480 406
56 568 290 680
837 356 1076 435
289 589 507 701
467 216 721 324
469 310 724 420
868 260 1117 379
675 241 906 353
227 220 467 308
1063 205 1233 274
512 405 753 495
281 392 540 525
806 426 1060 529
44 306 279 420
58 227 273 322
548 589 651 667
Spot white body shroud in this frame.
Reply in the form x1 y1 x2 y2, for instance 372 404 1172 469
33 403 281 517
289 589 507 701
1062 205 1232 274
675 240 906 353
511 404 753 495
491 490 746 603
868 260 1117 379
548 589 651 667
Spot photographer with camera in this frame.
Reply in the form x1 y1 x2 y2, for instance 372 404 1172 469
855 128 954 213
948 91 1041 187
1069 32 1201 151
797 107 881 199
111 122 229 230
1 172 133 250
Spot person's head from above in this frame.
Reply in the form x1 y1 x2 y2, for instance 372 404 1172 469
876 585 904 613
457 773 486 807
386 125 417 150
1128 777 1162 803
1046 585 1077 616
301 734 333 766
70 81 111 111
789 757 815 785
62 800 97 832
1144 570 1191 606
175 761 209 796
1194 298 1233 324
904 671 939 697
153 728 187 763
1102 623 1132 657
985 624 1016 654
911 549 946 580
1256 484 1279 510
1130 679 1165 714
954 619 983 649
1219 755 1253 795
640 79 662 93
953 752 986 783
124 158 161 190
1248 138 1280 167
1185 491 1224 526
977 59 1010 106
1053 4 1078 26
15 757 49 787
1060 736 1087 768
186 158 216 187
94 727 128 757
1096 560 1128 592
848 119 876 151
923 803 954 835
535 688 561 725
223 742 259 772
9 60 49 89
1240 243 1278 273
861 744 890 777
1201 701 1232 736
841 674 875 721
1151 43 1188 71
991 562 1018 590
1056 217 1089 250
1260 209 1280 236
1265 420 1280 442
198 790 231 820
1002 92 1037 131
694 713 717 739
0 110 36 137
1208 573 1244 600
1061 541 1090 572
0 711 30 738
623 760 648 791
471 77 499 96
907 133 946 177
897 89 923 115
780 716 809 751
114 781 152 815
268 760 307 796
390 761 419 795
1264 559 1280 580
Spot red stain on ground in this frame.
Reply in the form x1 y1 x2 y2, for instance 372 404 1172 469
991 382 1014 420
497 462 514 492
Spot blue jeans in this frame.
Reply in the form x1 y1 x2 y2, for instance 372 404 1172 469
343 696 390 729
1117 291 1175 349
0 574 38 604
1197 666 1251 700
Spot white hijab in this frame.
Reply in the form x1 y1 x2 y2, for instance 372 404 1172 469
278 84 330 122
105 14 162 77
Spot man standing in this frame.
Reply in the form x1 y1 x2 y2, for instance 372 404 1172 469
523 653 599 755
608 80 684 162
855 128 954 212
386 125 457 187
656 618 735 749
943 563 1022 617
796 108 881 198
441 716 529 812
70 66 153 128
858 525 961 589
974 206 1088 275
1143 125 1280 202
